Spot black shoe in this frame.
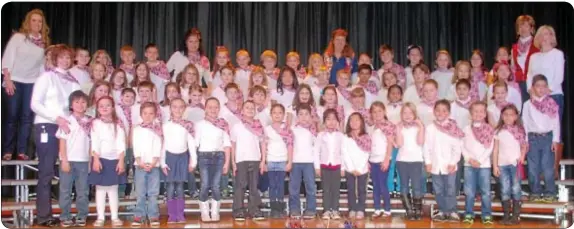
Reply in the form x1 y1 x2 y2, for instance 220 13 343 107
400 194 415 220
413 197 423 220
38 218 60 227
233 210 246 221
501 200 511 225
509 200 521 225
251 210 265 221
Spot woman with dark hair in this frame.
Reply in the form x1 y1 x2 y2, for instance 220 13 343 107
167 28 211 87
323 28 358 86
2 9 51 161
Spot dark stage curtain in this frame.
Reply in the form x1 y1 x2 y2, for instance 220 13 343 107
1 2 572 158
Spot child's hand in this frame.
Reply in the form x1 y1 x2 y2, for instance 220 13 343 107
470 159 481 168
162 166 170 176
551 142 559 152
341 170 346 177
116 162 125 175
286 162 292 172
425 164 432 173
60 161 71 173
259 162 267 174
493 166 500 177
315 169 321 177
188 164 195 173
353 170 361 176
382 160 390 172
447 165 456 174
92 159 102 173
518 155 526 164
138 161 146 170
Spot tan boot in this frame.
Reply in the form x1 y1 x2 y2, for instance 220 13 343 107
199 201 211 222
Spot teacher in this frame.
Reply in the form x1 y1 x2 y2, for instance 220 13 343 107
323 28 358 86
167 28 211 88
2 9 50 161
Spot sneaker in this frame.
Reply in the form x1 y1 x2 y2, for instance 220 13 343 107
348 211 356 219
355 211 365 220
233 211 246 221
302 211 316 219
290 211 302 219
372 210 383 219
93 219 105 227
75 218 87 227
322 211 332 220
252 211 265 221
448 212 461 222
331 211 342 220
543 196 557 203
432 212 447 222
482 215 494 225
528 195 542 202
382 211 392 217
112 219 123 227
60 219 74 227
131 217 143 227
462 214 474 224
149 218 160 227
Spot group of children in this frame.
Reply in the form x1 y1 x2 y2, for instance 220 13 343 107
50 15 563 228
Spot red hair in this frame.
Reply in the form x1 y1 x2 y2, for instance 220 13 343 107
324 28 354 58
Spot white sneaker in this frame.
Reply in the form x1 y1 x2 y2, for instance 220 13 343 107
382 211 392 217
111 219 123 227
331 211 341 220
322 211 332 220
93 219 105 227
372 210 383 218
348 211 356 218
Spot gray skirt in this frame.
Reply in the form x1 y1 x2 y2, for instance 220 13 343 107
165 151 190 182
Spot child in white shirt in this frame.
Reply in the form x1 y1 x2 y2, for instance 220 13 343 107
187 84 206 123
335 69 353 109
431 50 454 100
377 71 398 105
250 85 272 126
450 79 472 130
354 64 379 107
115 88 136 198
317 85 345 131
270 67 299 108
369 102 394 218
210 64 236 105
404 63 430 104
417 79 440 126
487 81 510 125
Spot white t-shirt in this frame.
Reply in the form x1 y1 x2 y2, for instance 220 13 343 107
265 125 289 162
370 128 389 163
55 115 91 162
397 126 424 162
231 122 263 163
292 125 316 163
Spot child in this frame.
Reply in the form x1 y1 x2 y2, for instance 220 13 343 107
285 51 307 83
355 64 379 107
309 65 330 104
369 102 393 218
119 45 136 83
116 88 136 198
317 85 345 130
87 80 111 117
130 63 154 101
70 47 92 85
450 79 472 129
91 49 114 77
447 60 487 102
511 15 538 102
287 84 318 127
264 104 294 218
377 44 406 89
345 88 373 130
56 90 91 227
404 63 430 104
377 72 398 105
145 44 171 102
335 69 353 109
314 109 345 220
248 66 269 99
160 82 182 123
305 53 324 86
417 79 439 126
487 81 510 125
210 64 235 105
470 49 488 85
395 103 425 220
351 53 379 87
187 84 206 123
404 45 424 87
430 50 454 99
493 104 527 225
235 49 255 94
289 104 318 219
270 67 299 108
386 85 403 124
88 96 127 227
219 83 244 129
211 46 231 88
462 101 494 225
487 60 522 111
176 64 201 104
248 85 272 126
424 100 464 222
261 50 280 90
195 98 232 222
110 69 128 102
231 100 266 221
131 81 162 126
82 63 107 94
342 112 371 220
522 74 560 202
162 98 197 224
131 102 163 227
487 47 512 85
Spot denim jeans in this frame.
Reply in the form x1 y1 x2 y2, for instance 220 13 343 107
527 133 556 197
187 171 198 194
499 165 522 201
432 173 457 214
387 148 401 192
370 162 390 211
463 167 492 217
59 161 90 221
289 163 316 213
166 182 184 200
2 81 35 156
396 161 423 198
550 94 564 142
268 161 287 202
198 152 224 201
134 167 160 219
258 171 269 193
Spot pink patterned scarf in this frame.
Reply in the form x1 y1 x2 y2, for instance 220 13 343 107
296 121 317 136
271 123 294 148
351 134 372 153
324 127 339 133
149 61 171 80
388 101 403 109
205 116 230 134
241 117 264 137
374 120 396 138
518 37 532 56
140 122 164 139
401 120 418 129
189 102 205 110
265 68 280 81
337 86 352 102
531 95 558 118
74 115 93 136
187 52 210 70
119 63 135 76
29 35 45 48
495 99 509 110
455 97 472 109
170 117 196 137
358 81 379 95
117 102 133 130
503 124 527 146
469 83 480 102
471 121 494 147
434 119 465 138
54 70 79 84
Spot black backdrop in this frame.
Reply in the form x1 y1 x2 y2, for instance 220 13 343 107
1 2 572 159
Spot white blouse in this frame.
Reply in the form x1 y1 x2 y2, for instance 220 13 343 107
55 115 91 162
195 120 232 152
270 88 296 109
69 65 92 86
450 99 471 129
336 88 353 110
462 123 494 168
265 125 289 162
31 68 81 124
403 85 422 104
430 70 454 100
370 128 389 163
231 122 263 163
527 48 564 96
162 121 197 154
91 119 126 160
423 123 463 175
132 125 163 167
385 103 403 125
292 125 316 164
397 126 424 162
313 131 345 169
1 33 44 84
495 129 522 167
486 84 522 112
341 136 370 175
522 98 561 143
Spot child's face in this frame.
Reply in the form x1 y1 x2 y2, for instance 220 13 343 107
216 51 229 66
281 71 294 87
186 35 200 52
470 104 487 122
94 85 110 101
97 98 113 117
349 114 362 131
493 86 508 102
225 88 239 101
310 57 323 69
324 114 339 129
423 83 438 100
298 88 312 103
383 73 397 88
170 99 186 118
408 48 422 65
141 107 156 123
262 57 276 70
56 54 73 70
120 50 135 64
358 54 371 65
502 108 518 125
286 56 299 69
252 91 266 105
96 53 108 65
333 36 346 50
322 89 337 104
433 104 450 121
532 80 548 97
252 73 264 85
380 50 394 64
220 69 234 84
456 84 470 100
166 86 180 100
470 53 483 68
71 98 88 114
337 73 350 87
351 95 365 108
205 100 220 118
121 92 135 106
92 64 106 80
413 68 426 85
113 73 126 87
457 64 471 79
518 22 533 37
75 50 91 66
189 90 203 104
317 70 329 84
297 109 311 123
138 87 152 102
271 107 285 122
236 54 250 67
496 48 510 62
242 102 256 118
184 68 198 85
401 107 415 122
388 87 402 103
436 53 449 69
136 65 148 80
371 105 386 122
358 69 371 83
497 65 511 81
145 47 159 61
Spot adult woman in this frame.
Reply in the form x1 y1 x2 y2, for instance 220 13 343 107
2 9 50 161
511 15 538 102
31 44 81 227
323 28 358 85
167 28 211 87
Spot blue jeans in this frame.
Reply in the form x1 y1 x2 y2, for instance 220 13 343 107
187 171 197 194
432 173 457 214
59 161 90 221
499 165 522 201
258 172 269 192
463 167 492 217
396 161 423 198
2 81 35 156
550 94 563 142
387 148 401 192
371 162 391 211
527 133 556 197
198 152 224 201
289 163 316 213
268 161 287 202
134 167 160 219
166 182 184 200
